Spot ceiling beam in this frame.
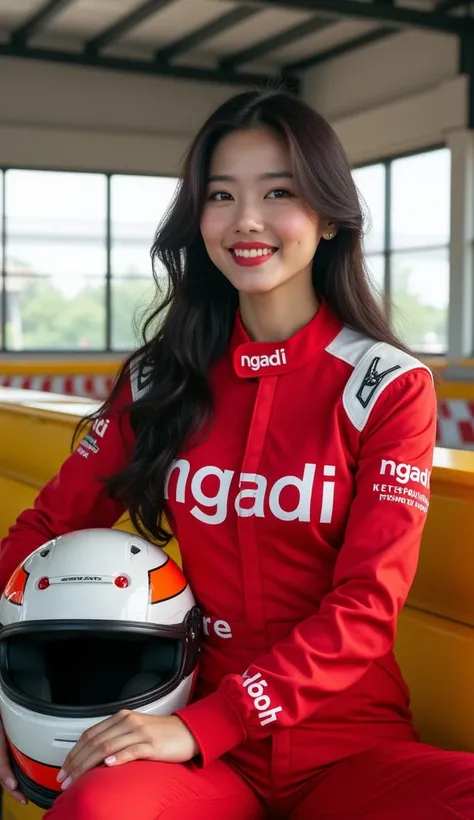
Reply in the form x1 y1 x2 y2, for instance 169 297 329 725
241 0 471 33
220 16 333 70
85 0 176 56
286 27 394 72
155 6 259 63
10 0 76 45
437 0 472 9
284 0 472 73
0 41 277 88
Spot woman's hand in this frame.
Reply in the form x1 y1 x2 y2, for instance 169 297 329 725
57 711 199 790
0 718 27 804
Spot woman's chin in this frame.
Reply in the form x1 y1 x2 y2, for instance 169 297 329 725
229 271 284 296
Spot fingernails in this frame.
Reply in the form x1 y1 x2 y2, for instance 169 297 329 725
5 777 17 790
104 756 116 765
61 776 72 790
56 769 66 783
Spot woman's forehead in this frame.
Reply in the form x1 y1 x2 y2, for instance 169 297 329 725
209 127 290 177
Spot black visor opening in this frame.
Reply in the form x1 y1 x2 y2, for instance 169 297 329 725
2 628 184 714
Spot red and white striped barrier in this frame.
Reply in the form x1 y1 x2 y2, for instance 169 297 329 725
0 375 114 401
437 399 474 450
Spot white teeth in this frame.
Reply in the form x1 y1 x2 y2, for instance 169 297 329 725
232 248 275 258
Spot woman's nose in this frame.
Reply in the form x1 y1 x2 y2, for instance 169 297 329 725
233 201 264 234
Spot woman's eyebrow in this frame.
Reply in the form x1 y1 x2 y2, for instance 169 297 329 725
208 171 294 183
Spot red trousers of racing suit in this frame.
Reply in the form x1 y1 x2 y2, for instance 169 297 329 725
45 739 474 820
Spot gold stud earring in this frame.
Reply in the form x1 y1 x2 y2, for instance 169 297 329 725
325 231 334 240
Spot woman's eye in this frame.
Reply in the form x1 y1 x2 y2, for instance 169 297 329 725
208 191 233 202
266 188 293 199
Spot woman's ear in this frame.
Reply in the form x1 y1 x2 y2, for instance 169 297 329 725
322 223 337 241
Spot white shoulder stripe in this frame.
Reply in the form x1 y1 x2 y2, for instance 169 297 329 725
326 327 432 432
325 326 374 367
130 355 153 403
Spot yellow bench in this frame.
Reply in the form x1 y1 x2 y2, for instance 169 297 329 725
2 795 44 819
395 448 474 752
1 397 474 817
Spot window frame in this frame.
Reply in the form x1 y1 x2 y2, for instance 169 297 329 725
353 144 450 357
0 166 178 355
0 149 451 356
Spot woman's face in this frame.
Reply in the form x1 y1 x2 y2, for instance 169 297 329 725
200 126 330 297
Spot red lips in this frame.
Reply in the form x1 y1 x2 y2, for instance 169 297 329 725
230 242 276 250
228 241 278 267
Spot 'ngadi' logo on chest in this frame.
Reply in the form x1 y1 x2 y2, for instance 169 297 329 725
165 459 336 525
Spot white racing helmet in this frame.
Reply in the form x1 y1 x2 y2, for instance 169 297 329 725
0 529 201 809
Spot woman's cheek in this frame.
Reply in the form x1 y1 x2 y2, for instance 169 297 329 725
199 211 214 246
273 208 318 246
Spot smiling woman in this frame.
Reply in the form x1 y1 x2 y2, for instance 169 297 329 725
1 88 474 820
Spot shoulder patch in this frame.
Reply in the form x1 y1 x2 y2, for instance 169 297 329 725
130 355 153 403
326 327 432 432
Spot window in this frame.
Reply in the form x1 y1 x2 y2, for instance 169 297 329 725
353 148 451 354
0 153 450 354
110 175 179 350
0 169 179 352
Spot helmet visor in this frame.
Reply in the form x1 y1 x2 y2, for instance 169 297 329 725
0 613 200 717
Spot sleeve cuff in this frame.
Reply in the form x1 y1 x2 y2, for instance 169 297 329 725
175 689 247 766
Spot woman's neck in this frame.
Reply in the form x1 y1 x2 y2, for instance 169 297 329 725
239 282 320 343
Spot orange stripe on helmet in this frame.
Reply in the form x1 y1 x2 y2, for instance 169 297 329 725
149 559 187 604
9 742 61 792
3 565 29 605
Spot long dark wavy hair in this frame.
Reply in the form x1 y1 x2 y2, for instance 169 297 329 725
81 88 406 546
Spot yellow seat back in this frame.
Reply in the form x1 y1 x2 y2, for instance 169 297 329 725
394 449 474 752
2 794 45 819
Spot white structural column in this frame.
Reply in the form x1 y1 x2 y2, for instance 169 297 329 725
447 128 474 361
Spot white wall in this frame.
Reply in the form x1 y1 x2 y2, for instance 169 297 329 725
302 29 467 164
0 58 247 175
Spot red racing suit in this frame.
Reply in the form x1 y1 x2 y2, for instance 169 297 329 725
0 299 437 798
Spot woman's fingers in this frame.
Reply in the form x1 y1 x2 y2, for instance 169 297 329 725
0 721 27 804
104 742 153 768
59 712 142 787
3 781 28 805
59 710 130 778
60 732 147 788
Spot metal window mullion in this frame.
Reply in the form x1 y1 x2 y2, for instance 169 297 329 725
384 160 392 322
105 174 112 352
1 170 5 351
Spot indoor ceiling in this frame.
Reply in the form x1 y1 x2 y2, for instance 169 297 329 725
0 0 471 88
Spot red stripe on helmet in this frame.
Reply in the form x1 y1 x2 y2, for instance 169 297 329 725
9 742 61 792
3 565 29 606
